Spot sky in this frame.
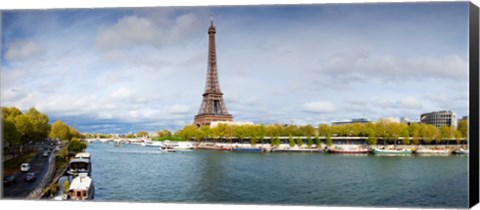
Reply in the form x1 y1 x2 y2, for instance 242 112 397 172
0 2 471 134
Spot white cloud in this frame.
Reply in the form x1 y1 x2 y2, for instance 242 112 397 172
322 52 468 81
399 97 422 109
96 16 159 50
5 41 42 61
167 104 191 114
111 87 132 99
302 101 336 113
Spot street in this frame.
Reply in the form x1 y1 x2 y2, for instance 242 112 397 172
3 146 53 199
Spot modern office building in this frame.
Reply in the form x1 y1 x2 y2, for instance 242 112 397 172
420 110 457 128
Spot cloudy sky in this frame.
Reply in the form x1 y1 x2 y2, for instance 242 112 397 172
1 2 470 134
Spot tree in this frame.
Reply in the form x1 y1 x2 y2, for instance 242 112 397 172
314 134 321 148
326 134 333 147
409 123 421 145
400 124 410 145
420 124 439 145
137 131 149 138
49 120 71 141
2 119 21 156
200 126 212 142
67 138 87 154
2 107 22 122
318 124 330 137
15 114 33 146
440 125 455 144
289 135 295 147
157 130 172 137
457 119 468 139
366 130 377 145
296 137 303 147
250 136 257 146
177 124 199 141
25 107 50 142
306 136 313 147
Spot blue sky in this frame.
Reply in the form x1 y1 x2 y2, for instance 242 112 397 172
1 2 470 134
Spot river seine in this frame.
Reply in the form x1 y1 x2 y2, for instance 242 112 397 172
87 142 468 208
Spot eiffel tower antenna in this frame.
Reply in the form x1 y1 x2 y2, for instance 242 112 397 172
194 15 233 127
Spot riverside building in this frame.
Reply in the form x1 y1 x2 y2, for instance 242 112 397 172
420 110 457 128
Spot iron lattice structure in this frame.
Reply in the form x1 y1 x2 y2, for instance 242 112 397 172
194 16 233 126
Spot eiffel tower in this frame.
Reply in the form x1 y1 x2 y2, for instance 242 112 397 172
194 15 233 127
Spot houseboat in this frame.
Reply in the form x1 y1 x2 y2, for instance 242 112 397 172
327 146 369 154
67 173 94 200
67 156 91 176
414 148 451 155
372 147 413 155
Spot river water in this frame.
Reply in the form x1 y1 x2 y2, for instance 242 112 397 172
87 142 468 208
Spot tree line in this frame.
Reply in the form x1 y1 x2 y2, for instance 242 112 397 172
2 106 83 158
175 118 469 146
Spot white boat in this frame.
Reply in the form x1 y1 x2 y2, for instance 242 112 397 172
67 173 94 200
452 148 469 155
67 158 91 176
415 148 451 155
159 145 176 152
145 142 163 147
75 152 91 160
171 141 194 150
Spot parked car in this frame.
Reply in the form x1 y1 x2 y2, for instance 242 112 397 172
20 163 30 172
24 172 36 182
43 151 49 157
3 176 16 186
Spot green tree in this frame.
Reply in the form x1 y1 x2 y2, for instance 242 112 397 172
306 136 313 147
49 120 71 141
440 125 455 144
157 130 172 137
318 124 330 137
409 123 421 145
2 107 22 122
326 134 333 147
177 124 199 141
25 107 50 142
366 130 377 145
296 137 303 147
15 114 33 146
420 124 439 145
137 131 149 138
2 119 21 156
289 135 295 147
200 126 212 142
400 124 410 145
314 134 321 148
250 136 257 146
457 119 468 139
67 138 87 154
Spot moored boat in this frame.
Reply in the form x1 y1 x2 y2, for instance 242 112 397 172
232 147 263 152
67 153 92 176
67 173 94 200
328 146 369 154
159 145 176 152
145 142 163 147
452 148 469 155
372 148 413 155
414 148 451 155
